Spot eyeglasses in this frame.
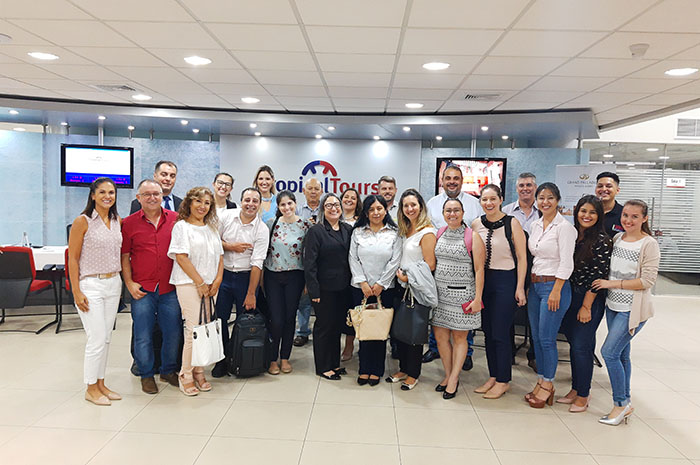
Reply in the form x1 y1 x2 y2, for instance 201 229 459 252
215 180 233 188
444 209 462 215
138 192 162 198
324 202 341 210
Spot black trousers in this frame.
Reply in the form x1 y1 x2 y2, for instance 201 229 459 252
312 287 352 375
483 269 517 383
264 269 305 361
351 287 389 377
396 340 423 379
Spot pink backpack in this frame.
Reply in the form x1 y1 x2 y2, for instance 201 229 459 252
436 226 473 256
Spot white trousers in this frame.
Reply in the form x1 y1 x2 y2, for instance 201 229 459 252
76 275 122 385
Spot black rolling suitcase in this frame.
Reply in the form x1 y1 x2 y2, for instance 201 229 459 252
228 309 271 377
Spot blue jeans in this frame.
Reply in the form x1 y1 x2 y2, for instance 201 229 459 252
527 280 572 381
428 329 474 357
601 308 645 407
131 289 182 378
560 286 605 397
296 292 312 337
215 270 254 354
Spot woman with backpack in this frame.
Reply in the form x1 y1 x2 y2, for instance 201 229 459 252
432 198 485 399
472 184 528 399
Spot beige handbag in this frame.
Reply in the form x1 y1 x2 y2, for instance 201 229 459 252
346 296 394 341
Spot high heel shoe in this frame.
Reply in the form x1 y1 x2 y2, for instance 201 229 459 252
599 404 632 426
568 395 590 413
524 379 543 402
193 373 212 392
179 378 199 397
443 382 459 400
368 377 380 386
435 383 447 392
527 385 554 409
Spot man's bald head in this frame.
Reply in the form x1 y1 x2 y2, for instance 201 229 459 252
303 178 323 205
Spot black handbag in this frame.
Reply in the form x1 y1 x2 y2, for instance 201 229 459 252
391 285 431 345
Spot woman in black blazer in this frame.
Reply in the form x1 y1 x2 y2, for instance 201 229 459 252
303 193 353 380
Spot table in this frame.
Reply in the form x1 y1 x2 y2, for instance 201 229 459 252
32 246 67 270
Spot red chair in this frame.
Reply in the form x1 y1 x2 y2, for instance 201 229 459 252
0 246 59 334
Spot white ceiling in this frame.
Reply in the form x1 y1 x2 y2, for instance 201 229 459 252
1 0 700 127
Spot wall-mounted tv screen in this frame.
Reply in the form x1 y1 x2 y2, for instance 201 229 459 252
435 157 507 197
61 144 134 188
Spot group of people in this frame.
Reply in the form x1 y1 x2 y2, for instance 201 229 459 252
67 159 659 427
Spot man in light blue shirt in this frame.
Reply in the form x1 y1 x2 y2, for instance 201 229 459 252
502 172 539 235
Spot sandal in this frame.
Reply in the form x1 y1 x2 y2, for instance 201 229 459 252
179 377 200 396
193 373 212 392
528 385 554 409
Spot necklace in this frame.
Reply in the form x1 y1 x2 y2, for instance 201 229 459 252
261 195 273 202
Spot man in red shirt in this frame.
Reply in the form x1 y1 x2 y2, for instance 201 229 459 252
121 179 181 394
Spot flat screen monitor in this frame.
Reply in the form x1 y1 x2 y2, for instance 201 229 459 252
61 144 134 188
435 157 507 197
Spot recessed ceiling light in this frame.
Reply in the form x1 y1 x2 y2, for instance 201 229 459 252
180 120 189 125
98 115 106 120
184 55 212 66
13 127 26 132
603 154 614 158
60 122 68 126
249 123 257 128
242 97 260 104
435 135 443 141
328 126 336 131
402 126 411 132
127 125 135 131
646 147 659 152
192 128 200 134
315 134 322 139
9 110 19 115
659 155 670 160
373 136 380 140
422 62 450 71
132 94 152 101
501 135 509 140
405 102 424 109
664 67 698 77
254 131 262 136
28 51 58 60
481 126 489 132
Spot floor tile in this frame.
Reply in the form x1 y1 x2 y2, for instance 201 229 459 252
306 403 397 444
0 389 74 426
496 450 597 465
123 395 232 436
632 391 700 421
645 419 700 460
391 380 474 410
315 377 393 406
301 441 400 465
156 375 246 400
478 411 586 454
214 399 313 440
0 427 115 465
87 431 208 465
0 425 26 447
195 437 302 465
645 368 700 393
4 362 85 392
593 456 693 465
400 446 499 465
236 372 319 403
395 407 491 449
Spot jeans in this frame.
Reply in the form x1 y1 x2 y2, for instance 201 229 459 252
482 269 517 383
77 275 122 385
351 287 389 377
601 307 645 407
428 328 474 357
264 270 305 361
215 270 253 355
527 280 572 382
560 286 605 397
131 289 182 378
296 293 312 337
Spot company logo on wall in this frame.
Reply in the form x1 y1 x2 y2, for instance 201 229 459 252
276 159 379 195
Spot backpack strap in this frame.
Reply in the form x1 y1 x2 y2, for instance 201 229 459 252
503 215 517 263
437 225 472 256
436 226 447 240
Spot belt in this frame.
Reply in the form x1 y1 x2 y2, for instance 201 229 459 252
530 274 556 283
85 272 118 279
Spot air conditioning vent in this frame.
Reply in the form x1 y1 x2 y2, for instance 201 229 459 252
676 118 700 138
91 84 137 92
463 93 501 101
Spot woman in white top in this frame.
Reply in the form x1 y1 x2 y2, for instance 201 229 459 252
592 199 660 426
212 172 237 213
388 188 436 391
168 187 224 397
525 182 577 409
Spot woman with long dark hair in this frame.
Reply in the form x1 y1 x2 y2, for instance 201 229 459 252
558 195 613 412
264 190 311 375
592 199 660 425
348 194 401 385
68 177 123 406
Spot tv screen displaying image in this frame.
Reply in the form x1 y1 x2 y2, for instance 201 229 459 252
61 144 134 188
435 157 507 197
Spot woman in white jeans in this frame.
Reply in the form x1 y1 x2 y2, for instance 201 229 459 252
68 177 123 406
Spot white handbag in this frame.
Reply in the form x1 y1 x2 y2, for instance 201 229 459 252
347 295 394 341
191 296 225 367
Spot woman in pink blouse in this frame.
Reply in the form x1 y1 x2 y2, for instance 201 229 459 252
524 182 577 409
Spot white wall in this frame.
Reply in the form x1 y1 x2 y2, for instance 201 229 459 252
597 108 700 144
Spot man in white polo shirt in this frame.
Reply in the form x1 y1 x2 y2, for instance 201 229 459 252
212 187 270 378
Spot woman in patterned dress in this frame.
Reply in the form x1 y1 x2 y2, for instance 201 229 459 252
432 198 485 400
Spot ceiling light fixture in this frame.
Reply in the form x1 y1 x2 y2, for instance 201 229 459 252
249 123 257 128
241 97 260 104
315 134 322 139
405 102 424 109
98 115 106 120
603 154 614 158
422 62 450 71
402 126 411 132
28 51 58 60
373 136 380 140
180 120 189 125
127 125 135 131
184 55 212 66
659 155 670 160
327 126 335 131
60 122 68 126
9 110 19 115
501 135 509 140
254 131 262 136
435 135 443 141
132 94 152 101
665 67 698 77
481 126 489 132
192 128 200 134
13 127 26 132
646 147 659 152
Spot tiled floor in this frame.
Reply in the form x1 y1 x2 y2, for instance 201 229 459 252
1 294 699 465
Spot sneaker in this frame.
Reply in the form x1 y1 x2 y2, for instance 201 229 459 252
159 372 179 387
141 377 158 394
293 335 309 347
